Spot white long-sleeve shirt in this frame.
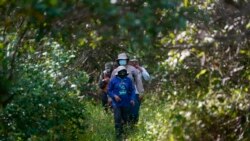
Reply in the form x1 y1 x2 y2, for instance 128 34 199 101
140 67 150 81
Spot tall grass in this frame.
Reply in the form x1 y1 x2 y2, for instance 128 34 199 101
79 93 171 141
79 101 115 141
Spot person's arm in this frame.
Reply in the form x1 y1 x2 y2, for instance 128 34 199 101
141 67 150 81
99 73 111 90
108 78 121 102
98 72 105 89
110 68 116 79
128 79 136 106
108 79 115 98
134 68 144 94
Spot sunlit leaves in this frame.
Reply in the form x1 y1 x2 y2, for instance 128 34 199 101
89 31 103 49
49 0 58 6
183 0 189 7
246 22 250 29
240 49 250 57
196 69 207 79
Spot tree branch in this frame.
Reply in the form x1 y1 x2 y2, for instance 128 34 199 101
8 20 28 80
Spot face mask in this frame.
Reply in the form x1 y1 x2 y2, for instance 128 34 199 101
119 60 127 66
118 70 127 78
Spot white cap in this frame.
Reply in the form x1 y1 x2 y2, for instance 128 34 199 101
130 58 138 62
130 56 138 62
115 66 128 75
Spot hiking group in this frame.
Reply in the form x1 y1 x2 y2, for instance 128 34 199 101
98 53 150 140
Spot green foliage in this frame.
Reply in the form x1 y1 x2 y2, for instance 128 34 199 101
0 0 250 140
0 92 86 141
128 91 250 141
152 0 250 139
156 44 250 140
1 0 191 71
0 38 89 140
80 101 115 141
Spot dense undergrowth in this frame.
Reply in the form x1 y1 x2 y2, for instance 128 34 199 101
0 1 250 140
81 89 250 141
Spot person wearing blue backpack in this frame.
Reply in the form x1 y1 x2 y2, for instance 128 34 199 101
108 66 136 140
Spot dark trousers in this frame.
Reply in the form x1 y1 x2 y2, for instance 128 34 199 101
130 94 140 124
113 106 130 138
101 92 108 112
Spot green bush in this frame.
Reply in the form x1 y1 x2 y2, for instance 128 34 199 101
129 91 250 141
0 40 89 140
146 48 250 140
0 93 86 141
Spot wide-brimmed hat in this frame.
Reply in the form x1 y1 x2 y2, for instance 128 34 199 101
117 53 129 60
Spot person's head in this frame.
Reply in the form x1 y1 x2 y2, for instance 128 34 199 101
115 66 128 78
104 62 112 72
117 53 129 66
103 62 115 77
129 57 139 67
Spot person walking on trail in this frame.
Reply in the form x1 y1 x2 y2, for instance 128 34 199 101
129 57 150 124
129 57 150 82
111 53 144 124
108 66 136 139
98 62 115 112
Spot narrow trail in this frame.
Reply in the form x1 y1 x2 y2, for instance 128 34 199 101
80 93 169 141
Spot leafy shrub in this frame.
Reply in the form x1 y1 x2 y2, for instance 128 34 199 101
146 47 250 140
0 40 89 140
131 91 250 141
0 93 86 141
